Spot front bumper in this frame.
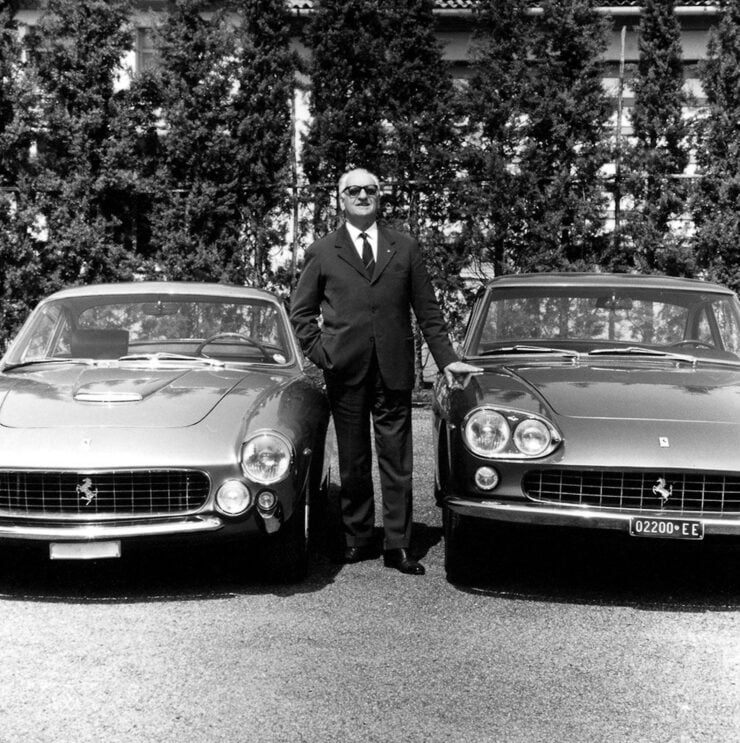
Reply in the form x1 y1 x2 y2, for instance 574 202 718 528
0 515 224 541
446 497 740 536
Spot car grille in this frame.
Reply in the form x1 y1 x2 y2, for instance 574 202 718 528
0 470 210 516
523 470 740 515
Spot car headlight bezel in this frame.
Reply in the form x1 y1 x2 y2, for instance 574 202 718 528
240 430 294 485
462 406 561 459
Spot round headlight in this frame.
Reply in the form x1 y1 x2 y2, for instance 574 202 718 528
463 409 510 456
513 418 552 456
241 432 292 484
216 480 252 516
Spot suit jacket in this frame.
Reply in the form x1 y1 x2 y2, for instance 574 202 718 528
290 223 458 390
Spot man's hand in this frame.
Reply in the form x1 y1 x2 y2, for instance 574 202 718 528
443 360 484 389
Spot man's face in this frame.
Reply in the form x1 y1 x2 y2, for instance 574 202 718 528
341 169 379 228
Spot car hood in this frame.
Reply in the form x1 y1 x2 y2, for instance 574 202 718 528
475 359 740 423
0 364 285 428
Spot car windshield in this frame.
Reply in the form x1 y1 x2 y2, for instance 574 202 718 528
4 292 294 367
470 285 740 360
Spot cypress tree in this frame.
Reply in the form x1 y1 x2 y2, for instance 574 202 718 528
11 0 135 299
518 0 612 272
462 0 611 275
302 0 387 232
692 0 740 290
378 0 465 378
379 0 458 228
0 0 37 346
460 0 532 276
138 0 241 282
619 0 693 274
231 0 299 288
0 0 21 191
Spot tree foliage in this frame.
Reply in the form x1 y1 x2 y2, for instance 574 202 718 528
133 0 243 281
231 0 299 288
301 0 389 230
692 0 740 291
0 0 134 348
461 0 612 275
617 0 693 275
123 0 297 287
1 1 738 351
0 0 35 345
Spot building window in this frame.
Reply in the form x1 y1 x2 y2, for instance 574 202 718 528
136 27 157 72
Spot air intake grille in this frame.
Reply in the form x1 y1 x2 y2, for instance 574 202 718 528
522 470 740 515
0 470 210 516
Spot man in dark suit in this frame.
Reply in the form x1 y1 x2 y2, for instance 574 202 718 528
290 168 480 575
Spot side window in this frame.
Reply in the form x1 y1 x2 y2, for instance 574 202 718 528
21 306 67 360
713 299 740 354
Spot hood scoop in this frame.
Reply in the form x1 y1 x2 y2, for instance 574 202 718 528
74 390 143 403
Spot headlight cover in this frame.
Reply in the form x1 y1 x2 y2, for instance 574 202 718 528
463 407 561 459
241 431 293 484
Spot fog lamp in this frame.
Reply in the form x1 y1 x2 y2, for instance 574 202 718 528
474 466 500 491
215 480 252 516
256 490 278 513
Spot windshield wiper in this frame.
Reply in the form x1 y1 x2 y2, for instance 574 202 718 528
119 352 224 367
588 346 696 363
2 358 95 372
589 346 740 369
478 345 580 359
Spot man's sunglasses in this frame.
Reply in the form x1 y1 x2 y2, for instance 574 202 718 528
342 185 379 198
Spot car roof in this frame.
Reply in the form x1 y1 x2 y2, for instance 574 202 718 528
42 281 281 303
485 273 735 295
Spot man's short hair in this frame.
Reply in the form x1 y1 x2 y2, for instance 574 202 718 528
338 169 380 194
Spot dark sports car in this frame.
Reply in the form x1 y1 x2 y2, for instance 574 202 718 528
0 282 329 582
434 273 740 583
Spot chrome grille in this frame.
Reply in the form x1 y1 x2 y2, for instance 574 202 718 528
523 470 740 515
0 470 210 516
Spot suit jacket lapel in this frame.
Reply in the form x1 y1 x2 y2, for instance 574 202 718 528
335 225 369 279
372 226 396 284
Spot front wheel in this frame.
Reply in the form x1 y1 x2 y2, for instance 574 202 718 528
261 498 309 584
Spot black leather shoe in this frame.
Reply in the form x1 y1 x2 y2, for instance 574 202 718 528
340 545 377 564
383 548 425 575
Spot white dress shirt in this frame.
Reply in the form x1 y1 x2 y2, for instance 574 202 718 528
345 222 378 263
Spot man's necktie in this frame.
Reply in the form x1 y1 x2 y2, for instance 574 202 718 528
360 232 375 277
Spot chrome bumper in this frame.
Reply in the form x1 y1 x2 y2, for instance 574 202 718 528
447 498 740 536
0 515 224 541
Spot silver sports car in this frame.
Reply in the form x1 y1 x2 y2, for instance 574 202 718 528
434 273 740 584
0 282 330 582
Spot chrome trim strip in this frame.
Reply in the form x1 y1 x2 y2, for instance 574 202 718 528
446 498 740 536
0 516 223 541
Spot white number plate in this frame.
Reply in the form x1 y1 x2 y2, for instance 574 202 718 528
629 517 704 540
49 541 122 560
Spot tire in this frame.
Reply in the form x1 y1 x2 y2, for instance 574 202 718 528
443 505 478 585
261 497 309 584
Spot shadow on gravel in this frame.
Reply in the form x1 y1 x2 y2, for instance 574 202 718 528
450 523 740 612
0 486 350 604
0 539 344 604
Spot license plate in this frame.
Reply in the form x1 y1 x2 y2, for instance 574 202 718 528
629 517 704 540
49 541 122 560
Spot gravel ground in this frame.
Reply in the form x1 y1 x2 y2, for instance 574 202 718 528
0 410 738 742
